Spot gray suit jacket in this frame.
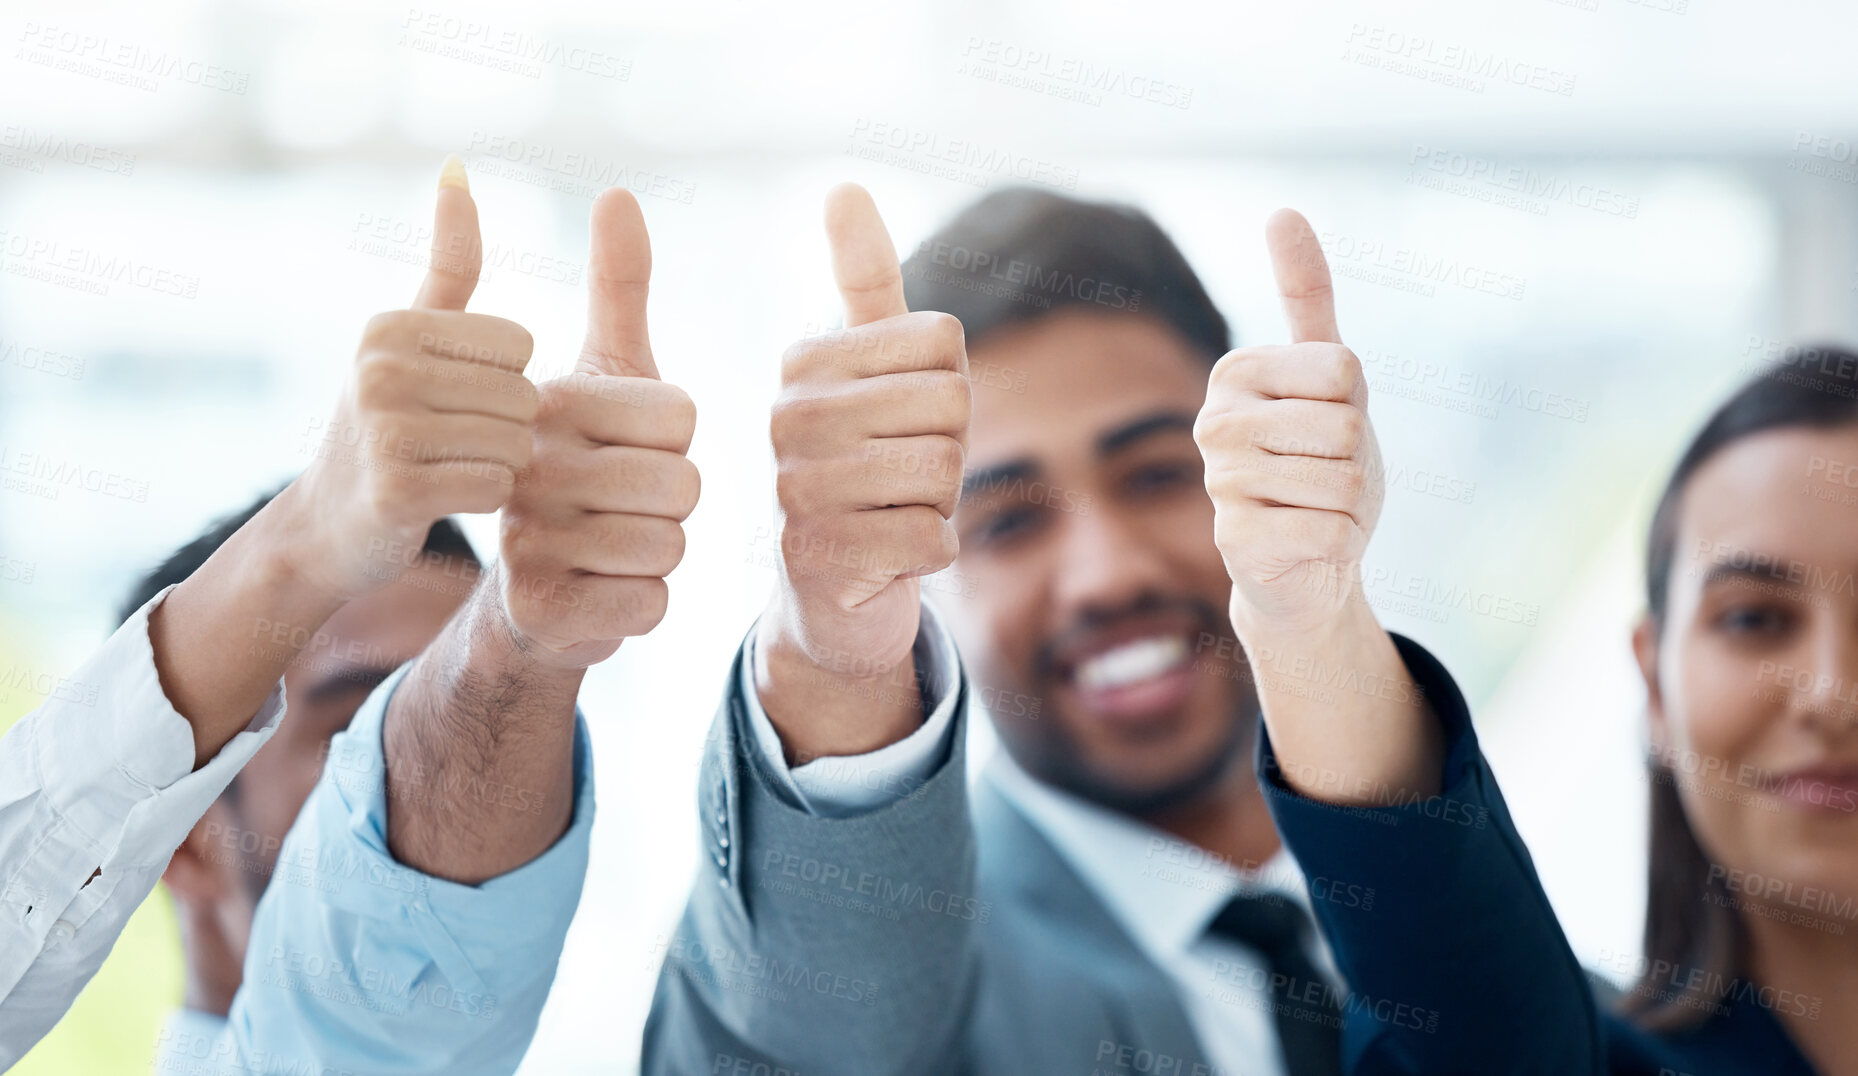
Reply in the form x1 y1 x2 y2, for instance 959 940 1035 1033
641 643 1221 1076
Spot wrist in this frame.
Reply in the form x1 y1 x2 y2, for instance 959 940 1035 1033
1230 581 1381 656
753 596 925 762
458 565 593 692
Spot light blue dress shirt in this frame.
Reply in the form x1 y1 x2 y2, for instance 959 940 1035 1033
201 663 595 1076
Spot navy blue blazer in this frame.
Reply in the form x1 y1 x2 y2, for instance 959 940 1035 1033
1257 636 1821 1076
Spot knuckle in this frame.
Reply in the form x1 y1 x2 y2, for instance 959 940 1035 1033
353 354 405 409
779 339 817 382
1336 408 1366 453
360 310 406 350
662 383 698 440
673 456 702 518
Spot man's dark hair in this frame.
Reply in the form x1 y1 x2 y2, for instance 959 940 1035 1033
899 187 1230 361
116 485 479 627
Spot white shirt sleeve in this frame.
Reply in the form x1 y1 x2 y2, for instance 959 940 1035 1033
0 586 283 1069
741 600 964 818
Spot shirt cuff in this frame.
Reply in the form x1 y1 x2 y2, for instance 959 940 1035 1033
34 585 284 871
740 602 961 818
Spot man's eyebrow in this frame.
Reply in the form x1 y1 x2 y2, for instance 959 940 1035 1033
1696 563 1805 592
961 460 1039 501
1095 410 1197 457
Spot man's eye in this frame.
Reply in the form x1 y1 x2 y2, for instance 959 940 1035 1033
1716 604 1795 638
975 507 1041 546
1127 462 1197 494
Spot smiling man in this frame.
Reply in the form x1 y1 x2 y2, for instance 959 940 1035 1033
643 186 1443 1076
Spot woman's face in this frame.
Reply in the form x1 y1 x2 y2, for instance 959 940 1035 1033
1638 425 1858 930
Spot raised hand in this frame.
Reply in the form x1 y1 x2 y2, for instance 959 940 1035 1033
1192 208 1437 805
754 183 970 760
1193 208 1384 641
289 158 539 599
494 188 700 669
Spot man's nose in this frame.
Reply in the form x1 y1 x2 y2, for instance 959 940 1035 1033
1049 507 1176 621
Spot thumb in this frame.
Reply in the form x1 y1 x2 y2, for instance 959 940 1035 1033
412 155 481 311
1264 208 1341 345
578 187 656 379
825 183 908 328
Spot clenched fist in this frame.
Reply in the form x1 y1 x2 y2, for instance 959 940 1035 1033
494 188 700 670
1193 208 1384 642
288 159 538 600
755 184 971 758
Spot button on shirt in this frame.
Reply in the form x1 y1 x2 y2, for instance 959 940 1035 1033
739 601 1340 1076
0 587 284 1070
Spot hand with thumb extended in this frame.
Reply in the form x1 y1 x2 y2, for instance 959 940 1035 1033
284 156 539 600
753 183 971 759
494 187 700 670
1192 208 1385 642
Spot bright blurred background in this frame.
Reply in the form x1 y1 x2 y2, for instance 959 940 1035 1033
3 0 1857 1071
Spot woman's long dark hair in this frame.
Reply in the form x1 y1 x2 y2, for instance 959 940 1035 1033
1627 344 1858 1029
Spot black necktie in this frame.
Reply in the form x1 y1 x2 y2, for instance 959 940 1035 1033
1207 893 1343 1076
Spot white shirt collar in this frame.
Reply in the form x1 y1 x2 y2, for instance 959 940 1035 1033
982 749 1311 962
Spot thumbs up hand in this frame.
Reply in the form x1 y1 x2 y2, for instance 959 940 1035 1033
493 188 700 670
288 157 539 600
1193 209 1385 642
753 184 970 759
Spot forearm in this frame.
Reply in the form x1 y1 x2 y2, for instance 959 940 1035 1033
383 566 582 883
753 592 924 764
149 482 346 770
1243 597 1443 806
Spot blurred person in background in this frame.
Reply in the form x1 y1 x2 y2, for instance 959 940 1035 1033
639 187 1442 1075
120 493 480 1070
1240 327 1858 1075
0 157 542 1069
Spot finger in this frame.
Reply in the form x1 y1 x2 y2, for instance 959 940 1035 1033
1220 455 1370 523
1208 344 1361 404
407 414 534 469
1218 504 1367 571
543 375 696 453
407 362 540 424
526 514 687 579
540 445 701 520
1243 399 1367 461
1264 208 1341 345
413 156 482 311
825 183 908 328
780 311 965 381
579 188 656 379
774 370 971 453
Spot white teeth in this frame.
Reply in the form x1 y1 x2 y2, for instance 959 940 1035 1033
1075 635 1190 692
